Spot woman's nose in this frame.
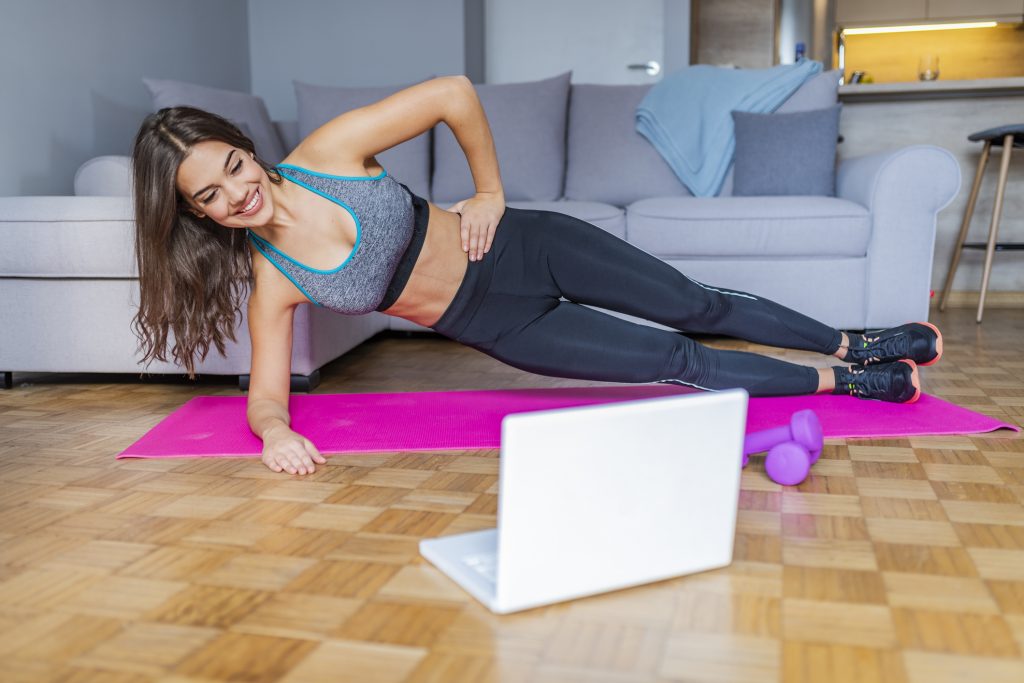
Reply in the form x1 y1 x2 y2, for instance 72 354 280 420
228 183 249 210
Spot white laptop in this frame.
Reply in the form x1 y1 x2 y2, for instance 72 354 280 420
419 388 749 614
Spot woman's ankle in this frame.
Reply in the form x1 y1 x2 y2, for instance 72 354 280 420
832 332 850 361
816 367 837 393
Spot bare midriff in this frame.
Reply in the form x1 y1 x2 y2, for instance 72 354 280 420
377 201 469 328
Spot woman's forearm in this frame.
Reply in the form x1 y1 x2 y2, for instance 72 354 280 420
444 78 504 199
248 397 291 440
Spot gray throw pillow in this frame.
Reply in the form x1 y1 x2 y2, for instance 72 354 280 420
719 69 840 196
142 78 287 165
295 79 433 200
731 104 842 197
431 71 572 204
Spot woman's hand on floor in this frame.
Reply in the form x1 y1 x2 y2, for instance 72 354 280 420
261 427 326 475
447 191 505 262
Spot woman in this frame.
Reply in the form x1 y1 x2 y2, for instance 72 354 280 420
131 75 942 476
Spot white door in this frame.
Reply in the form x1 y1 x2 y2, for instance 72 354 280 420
484 0 670 84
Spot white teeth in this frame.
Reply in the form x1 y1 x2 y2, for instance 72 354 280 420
242 189 259 213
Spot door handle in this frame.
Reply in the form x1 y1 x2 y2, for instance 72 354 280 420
627 61 661 76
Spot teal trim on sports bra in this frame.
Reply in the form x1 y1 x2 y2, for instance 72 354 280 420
249 168 364 274
247 236 323 307
275 163 388 181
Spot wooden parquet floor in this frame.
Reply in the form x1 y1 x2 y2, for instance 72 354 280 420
1 306 1022 682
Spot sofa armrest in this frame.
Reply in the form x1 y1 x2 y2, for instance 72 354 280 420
836 145 961 328
74 155 133 197
0 196 136 277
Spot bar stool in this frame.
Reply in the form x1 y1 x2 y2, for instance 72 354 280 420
939 124 1024 323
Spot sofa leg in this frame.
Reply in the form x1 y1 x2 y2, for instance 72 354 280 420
2 372 11 389
238 369 321 393
291 370 321 393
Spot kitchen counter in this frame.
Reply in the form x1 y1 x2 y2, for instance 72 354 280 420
839 77 1024 102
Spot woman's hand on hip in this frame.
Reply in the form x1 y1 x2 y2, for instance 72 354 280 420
261 426 326 475
447 191 505 262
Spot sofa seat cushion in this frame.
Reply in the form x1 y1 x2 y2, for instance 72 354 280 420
505 199 626 240
0 197 136 278
626 196 870 258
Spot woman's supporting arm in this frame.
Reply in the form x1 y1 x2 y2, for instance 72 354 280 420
247 397 291 440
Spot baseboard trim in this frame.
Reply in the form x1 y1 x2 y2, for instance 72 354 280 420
932 291 1024 309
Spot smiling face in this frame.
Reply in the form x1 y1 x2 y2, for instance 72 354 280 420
176 139 271 229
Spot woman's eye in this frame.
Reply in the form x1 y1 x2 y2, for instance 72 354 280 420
233 160 242 173
203 192 216 204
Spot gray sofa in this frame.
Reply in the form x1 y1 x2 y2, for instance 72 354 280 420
0 71 961 389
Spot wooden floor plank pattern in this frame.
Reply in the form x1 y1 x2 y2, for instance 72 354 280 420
0 307 1022 681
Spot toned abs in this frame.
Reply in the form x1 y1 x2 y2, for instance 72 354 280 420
377 202 468 327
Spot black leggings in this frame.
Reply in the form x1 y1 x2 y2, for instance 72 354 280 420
429 207 843 397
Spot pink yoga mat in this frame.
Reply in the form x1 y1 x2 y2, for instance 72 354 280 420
118 385 1018 458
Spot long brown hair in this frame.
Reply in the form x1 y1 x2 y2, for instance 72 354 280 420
130 106 283 379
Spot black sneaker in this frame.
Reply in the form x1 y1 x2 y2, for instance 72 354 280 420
846 322 942 367
834 360 921 403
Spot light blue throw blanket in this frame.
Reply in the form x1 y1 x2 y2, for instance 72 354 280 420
635 60 823 197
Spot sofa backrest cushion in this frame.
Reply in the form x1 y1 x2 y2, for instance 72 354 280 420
274 120 301 154
431 71 572 204
775 69 841 113
142 78 287 166
565 83 690 206
295 79 434 200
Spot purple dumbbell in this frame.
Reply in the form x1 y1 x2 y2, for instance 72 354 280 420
742 409 823 486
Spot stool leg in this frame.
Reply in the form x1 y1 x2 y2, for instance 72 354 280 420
940 141 991 311
977 134 1014 323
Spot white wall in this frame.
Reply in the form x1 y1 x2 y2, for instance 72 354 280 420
484 0 689 84
247 0 472 121
0 0 250 197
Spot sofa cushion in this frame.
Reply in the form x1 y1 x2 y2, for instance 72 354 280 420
565 83 692 207
142 78 287 165
566 70 842 203
710 69 841 197
505 200 626 240
431 71 572 204
0 197 135 277
777 70 841 113
626 196 870 258
295 79 433 199
732 104 842 197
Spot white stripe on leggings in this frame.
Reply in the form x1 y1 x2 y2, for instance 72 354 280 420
651 378 716 392
683 274 758 301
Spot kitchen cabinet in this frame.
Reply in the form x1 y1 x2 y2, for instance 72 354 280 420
836 0 927 24
928 0 1024 20
836 0 1024 25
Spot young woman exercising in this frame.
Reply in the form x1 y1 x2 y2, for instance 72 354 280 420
131 75 942 476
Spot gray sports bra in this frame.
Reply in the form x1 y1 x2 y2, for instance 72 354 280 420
246 163 428 314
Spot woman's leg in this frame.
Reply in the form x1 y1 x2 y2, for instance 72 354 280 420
471 294 821 396
521 209 845 356
443 208 822 397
